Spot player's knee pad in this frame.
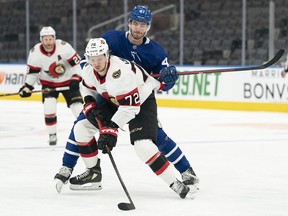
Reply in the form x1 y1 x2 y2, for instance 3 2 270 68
134 139 159 163
74 119 97 144
77 137 98 156
43 97 57 114
134 139 169 175
70 102 83 117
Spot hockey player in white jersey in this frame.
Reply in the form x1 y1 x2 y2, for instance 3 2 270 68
54 5 198 193
18 26 83 145
68 38 191 199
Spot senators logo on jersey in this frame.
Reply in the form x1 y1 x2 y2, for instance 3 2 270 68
112 70 121 79
61 40 67 45
47 62 66 78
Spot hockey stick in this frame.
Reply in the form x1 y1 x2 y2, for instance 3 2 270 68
152 49 284 77
107 150 136 211
0 86 70 97
96 118 135 211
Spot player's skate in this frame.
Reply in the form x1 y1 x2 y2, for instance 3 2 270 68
170 179 193 199
181 167 199 192
49 133 57 146
69 159 102 191
54 166 73 193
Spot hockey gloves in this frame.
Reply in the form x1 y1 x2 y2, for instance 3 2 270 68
83 96 105 128
18 83 34 98
159 65 178 84
83 95 118 153
98 121 118 154
69 74 82 91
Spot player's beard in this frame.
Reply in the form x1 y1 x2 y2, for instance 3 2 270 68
130 30 145 41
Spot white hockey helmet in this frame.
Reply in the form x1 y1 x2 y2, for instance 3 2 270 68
39 26 56 41
85 38 109 57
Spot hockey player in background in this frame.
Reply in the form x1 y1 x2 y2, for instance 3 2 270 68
18 26 83 145
54 5 199 192
68 37 191 199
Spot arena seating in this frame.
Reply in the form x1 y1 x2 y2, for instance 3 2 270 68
0 0 287 65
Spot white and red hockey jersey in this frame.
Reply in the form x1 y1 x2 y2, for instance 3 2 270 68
25 39 82 87
82 55 161 128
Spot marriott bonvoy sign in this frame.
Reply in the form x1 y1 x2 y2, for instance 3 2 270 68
156 66 288 103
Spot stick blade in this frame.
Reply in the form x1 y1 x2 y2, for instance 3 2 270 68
118 202 136 211
260 48 285 69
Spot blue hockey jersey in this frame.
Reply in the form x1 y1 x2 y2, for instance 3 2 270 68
80 30 175 91
102 30 170 75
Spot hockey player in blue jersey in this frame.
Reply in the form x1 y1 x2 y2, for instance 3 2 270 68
54 5 199 192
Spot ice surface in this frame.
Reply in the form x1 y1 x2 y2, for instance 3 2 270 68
1 100 288 216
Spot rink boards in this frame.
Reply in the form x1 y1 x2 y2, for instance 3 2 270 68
0 63 287 112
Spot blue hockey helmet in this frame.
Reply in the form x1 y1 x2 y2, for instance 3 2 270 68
129 5 152 24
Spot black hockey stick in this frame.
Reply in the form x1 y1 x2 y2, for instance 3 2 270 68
96 119 135 211
152 49 284 77
0 86 70 97
107 150 136 211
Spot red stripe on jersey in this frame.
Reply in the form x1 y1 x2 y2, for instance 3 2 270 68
116 88 140 106
40 79 70 87
80 150 98 158
27 65 41 74
77 137 97 147
83 80 97 91
46 122 56 126
70 75 82 81
45 113 56 118
155 161 170 175
146 152 161 165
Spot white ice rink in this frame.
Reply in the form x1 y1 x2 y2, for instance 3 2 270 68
0 99 288 216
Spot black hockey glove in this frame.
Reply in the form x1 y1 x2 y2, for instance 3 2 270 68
83 96 108 128
18 83 34 98
69 74 82 91
159 65 179 84
98 121 118 154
